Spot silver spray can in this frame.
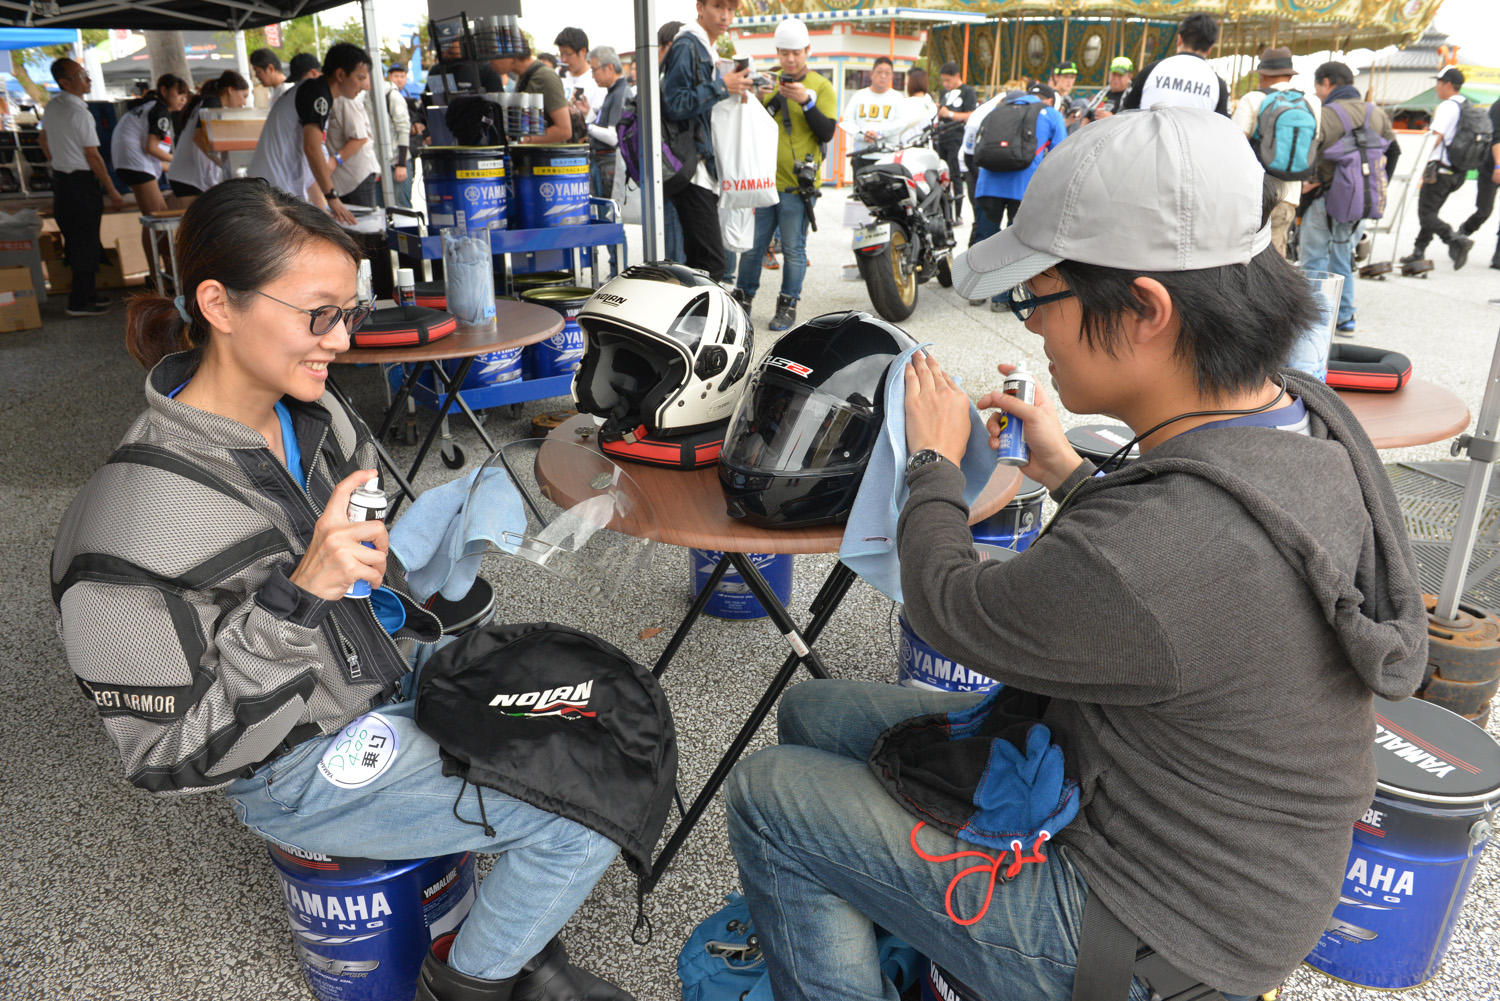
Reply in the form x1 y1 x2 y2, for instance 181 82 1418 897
995 370 1035 467
344 474 387 598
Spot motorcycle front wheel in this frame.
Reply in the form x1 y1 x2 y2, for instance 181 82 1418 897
858 224 919 322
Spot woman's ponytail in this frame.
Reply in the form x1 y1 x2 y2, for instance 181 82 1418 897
124 292 197 369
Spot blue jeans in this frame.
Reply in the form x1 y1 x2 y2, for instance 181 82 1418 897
727 682 1251 1001
1299 197 1364 327
736 191 809 301
392 168 413 209
225 700 617 982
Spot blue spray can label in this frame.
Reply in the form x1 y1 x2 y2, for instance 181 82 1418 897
344 474 387 599
995 370 1035 467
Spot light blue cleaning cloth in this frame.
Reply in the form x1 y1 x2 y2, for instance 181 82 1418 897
838 344 998 604
389 464 525 602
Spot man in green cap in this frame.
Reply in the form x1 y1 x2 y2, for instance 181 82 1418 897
1089 56 1133 120
1050 60 1085 128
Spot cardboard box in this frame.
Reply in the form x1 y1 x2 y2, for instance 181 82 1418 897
40 231 130 292
0 209 46 302
0 265 42 331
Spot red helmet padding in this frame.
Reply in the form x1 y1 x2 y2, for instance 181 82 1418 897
1324 344 1412 393
599 424 724 469
349 305 458 349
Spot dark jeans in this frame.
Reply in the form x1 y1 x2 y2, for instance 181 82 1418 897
977 195 1020 229
52 170 103 309
668 183 725 281
1413 164 1466 253
938 138 964 218
340 173 381 208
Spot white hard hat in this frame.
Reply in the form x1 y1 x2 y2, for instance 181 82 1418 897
773 19 810 51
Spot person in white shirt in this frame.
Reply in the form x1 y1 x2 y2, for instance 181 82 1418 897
1405 67 1476 270
328 91 378 207
249 48 290 109
1122 13 1229 115
898 67 937 146
39 58 124 316
839 57 907 154
168 70 251 204
555 26 604 134
383 65 413 208
110 72 189 220
1231 46 1320 257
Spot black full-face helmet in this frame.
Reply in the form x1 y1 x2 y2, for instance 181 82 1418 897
719 310 917 527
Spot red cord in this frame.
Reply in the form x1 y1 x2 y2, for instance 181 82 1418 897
908 823 1052 926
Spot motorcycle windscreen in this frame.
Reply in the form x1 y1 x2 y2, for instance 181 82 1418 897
721 370 881 476
459 439 659 601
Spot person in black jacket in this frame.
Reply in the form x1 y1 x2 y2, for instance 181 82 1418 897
1457 97 1500 270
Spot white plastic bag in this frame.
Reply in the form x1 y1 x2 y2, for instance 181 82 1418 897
612 149 641 225
713 95 779 210
719 205 755 254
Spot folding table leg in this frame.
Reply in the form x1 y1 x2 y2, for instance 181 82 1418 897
644 559 859 891
653 553 733 678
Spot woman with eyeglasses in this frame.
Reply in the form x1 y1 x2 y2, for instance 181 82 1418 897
55 179 633 1001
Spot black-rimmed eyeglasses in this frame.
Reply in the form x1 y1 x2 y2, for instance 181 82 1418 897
250 289 372 336
1001 284 1076 322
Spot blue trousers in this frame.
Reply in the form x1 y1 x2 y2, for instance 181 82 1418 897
226 700 617 982
726 681 1254 1001
736 191 809 301
1299 197 1364 327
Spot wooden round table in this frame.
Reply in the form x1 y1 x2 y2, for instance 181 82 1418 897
1336 378 1471 450
539 414 1023 553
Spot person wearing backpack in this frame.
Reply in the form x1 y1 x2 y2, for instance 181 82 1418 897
971 82 1067 309
1403 67 1483 271
1302 61 1398 335
1230 47 1320 257
1456 96 1500 271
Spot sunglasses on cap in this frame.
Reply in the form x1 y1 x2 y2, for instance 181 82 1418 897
250 288 372 336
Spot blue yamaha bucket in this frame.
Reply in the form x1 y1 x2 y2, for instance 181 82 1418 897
510 144 591 229
689 549 794 620
971 476 1045 552
270 847 477 1001
898 545 1012 692
436 347 524 392
421 147 508 231
1305 696 1500 989
520 285 590 378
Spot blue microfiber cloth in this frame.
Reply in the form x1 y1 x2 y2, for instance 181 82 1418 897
839 343 998 603
389 464 525 602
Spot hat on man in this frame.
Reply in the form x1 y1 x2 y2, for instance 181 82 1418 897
951 107 1272 300
1108 56 1133 74
1028 82 1056 101
1436 66 1465 89
773 18 810 51
1052 60 1079 76
1256 46 1294 75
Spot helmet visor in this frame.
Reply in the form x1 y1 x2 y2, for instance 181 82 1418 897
722 370 881 475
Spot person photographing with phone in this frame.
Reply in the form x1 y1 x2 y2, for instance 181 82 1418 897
730 17 835 331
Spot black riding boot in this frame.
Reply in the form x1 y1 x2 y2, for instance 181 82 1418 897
512 936 635 1001
415 934 518 1001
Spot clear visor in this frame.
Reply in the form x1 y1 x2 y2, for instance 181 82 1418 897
722 370 881 475
460 439 658 601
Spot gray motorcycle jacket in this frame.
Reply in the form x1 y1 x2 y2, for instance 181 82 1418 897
51 351 441 795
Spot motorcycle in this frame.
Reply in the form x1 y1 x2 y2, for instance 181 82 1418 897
848 127 958 322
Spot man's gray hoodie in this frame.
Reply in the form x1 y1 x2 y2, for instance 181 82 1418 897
897 371 1428 996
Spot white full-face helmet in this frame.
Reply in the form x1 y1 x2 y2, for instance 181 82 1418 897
573 263 754 441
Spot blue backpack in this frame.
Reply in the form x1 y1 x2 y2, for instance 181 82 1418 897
1252 89 1318 181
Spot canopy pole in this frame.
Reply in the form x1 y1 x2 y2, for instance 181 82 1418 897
962 23 969 82
635 0 663 261
1059 16 1069 68
360 0 395 210
234 29 250 81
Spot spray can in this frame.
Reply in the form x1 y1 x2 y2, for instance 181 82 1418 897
396 267 416 307
995 370 1035 467
345 474 388 599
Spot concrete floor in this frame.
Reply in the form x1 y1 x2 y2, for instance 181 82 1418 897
3 175 1499 1001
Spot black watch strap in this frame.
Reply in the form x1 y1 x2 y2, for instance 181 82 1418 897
326 188 339 200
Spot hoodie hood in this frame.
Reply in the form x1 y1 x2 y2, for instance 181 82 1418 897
1068 370 1428 699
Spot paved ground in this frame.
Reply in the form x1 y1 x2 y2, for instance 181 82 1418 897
2 171 1499 1001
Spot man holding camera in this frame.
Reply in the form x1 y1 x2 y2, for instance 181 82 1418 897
732 18 836 331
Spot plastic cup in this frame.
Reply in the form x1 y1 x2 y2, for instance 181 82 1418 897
1286 269 1343 381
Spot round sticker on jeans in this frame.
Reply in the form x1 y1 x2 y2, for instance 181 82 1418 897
317 712 399 789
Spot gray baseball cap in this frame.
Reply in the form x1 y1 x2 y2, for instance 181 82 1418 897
952 107 1272 301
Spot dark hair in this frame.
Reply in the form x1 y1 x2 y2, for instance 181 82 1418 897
248 48 282 73
1052 181 1317 399
156 73 189 96
658 21 683 49
183 69 249 121
49 58 73 86
940 61 961 78
906 67 928 96
873 56 894 70
554 27 588 54
289 52 320 81
125 179 362 369
537 52 558 69
1314 61 1354 88
322 43 371 80
1177 13 1220 53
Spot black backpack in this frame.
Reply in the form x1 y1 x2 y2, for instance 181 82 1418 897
975 99 1045 173
1447 101 1494 173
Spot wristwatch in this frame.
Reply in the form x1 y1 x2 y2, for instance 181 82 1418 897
906 449 946 476
325 188 339 201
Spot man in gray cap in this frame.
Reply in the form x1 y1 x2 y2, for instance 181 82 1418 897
725 106 1426 1001
1231 46 1319 257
